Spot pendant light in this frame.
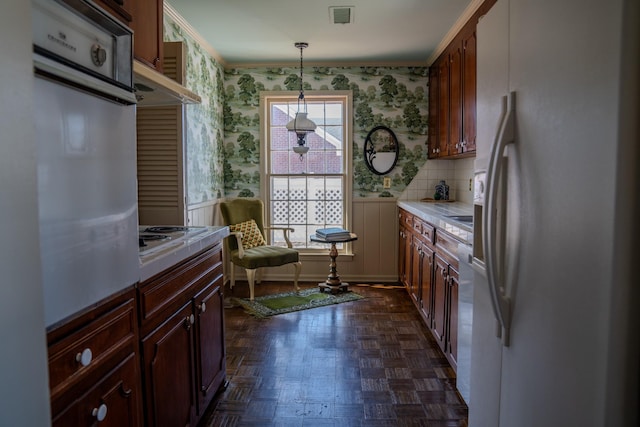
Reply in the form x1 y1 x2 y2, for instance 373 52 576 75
286 42 316 157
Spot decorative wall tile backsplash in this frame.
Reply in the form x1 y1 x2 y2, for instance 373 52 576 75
399 157 474 204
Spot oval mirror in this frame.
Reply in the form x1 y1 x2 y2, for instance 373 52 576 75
363 126 399 175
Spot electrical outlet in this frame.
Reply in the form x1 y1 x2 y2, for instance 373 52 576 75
383 177 391 189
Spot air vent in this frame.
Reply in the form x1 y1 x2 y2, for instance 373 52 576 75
329 6 354 24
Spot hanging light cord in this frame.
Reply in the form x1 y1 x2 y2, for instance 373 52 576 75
298 44 305 102
295 42 309 113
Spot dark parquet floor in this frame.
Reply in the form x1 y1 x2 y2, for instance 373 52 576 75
199 281 468 427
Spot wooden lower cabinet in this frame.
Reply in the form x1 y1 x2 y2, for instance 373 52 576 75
447 266 460 370
47 288 143 427
398 211 412 288
195 283 226 412
138 243 226 427
46 244 226 426
142 302 197 427
52 353 141 427
398 208 461 372
409 234 421 304
416 237 435 327
432 254 449 349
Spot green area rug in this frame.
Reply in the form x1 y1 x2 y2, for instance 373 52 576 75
228 287 364 318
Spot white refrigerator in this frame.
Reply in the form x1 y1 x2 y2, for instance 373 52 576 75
469 0 639 426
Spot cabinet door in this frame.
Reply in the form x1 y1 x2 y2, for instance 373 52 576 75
405 230 414 290
437 58 450 157
427 66 439 159
194 282 226 414
432 253 448 352
419 243 435 327
449 43 463 155
142 302 196 427
447 266 460 371
52 353 142 427
410 235 422 304
398 222 408 286
131 0 163 72
462 27 477 153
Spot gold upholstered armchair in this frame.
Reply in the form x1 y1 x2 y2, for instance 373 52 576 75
219 198 301 300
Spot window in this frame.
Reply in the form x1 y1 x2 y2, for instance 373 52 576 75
261 91 352 252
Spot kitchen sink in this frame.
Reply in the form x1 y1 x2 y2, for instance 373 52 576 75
446 215 473 223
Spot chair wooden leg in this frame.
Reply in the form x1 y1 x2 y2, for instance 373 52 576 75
246 269 257 300
293 261 301 292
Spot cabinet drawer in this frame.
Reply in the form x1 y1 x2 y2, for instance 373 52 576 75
48 296 137 400
399 209 413 228
138 245 223 327
435 230 459 268
414 218 435 244
52 352 142 426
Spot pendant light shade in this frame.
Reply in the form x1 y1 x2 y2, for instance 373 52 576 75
286 42 316 157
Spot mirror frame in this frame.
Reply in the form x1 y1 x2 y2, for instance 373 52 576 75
363 125 399 175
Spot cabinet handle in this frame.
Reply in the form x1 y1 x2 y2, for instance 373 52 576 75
92 403 108 422
184 314 195 330
75 348 92 367
119 383 132 398
198 302 207 313
153 57 160 65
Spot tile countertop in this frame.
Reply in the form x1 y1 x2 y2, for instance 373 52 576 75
139 226 229 282
397 201 473 245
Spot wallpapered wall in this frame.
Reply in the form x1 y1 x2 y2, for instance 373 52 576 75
223 67 430 198
164 15 226 205
164 15 431 203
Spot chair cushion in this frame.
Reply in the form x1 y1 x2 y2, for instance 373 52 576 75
230 246 299 269
229 219 266 249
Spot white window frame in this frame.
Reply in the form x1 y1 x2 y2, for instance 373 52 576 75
260 90 353 254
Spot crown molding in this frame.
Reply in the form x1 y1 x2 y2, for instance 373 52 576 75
426 0 485 66
163 1 227 68
224 60 430 70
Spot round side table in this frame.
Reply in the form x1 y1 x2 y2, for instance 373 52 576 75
310 233 358 294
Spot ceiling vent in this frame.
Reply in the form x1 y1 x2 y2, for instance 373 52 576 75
329 6 354 24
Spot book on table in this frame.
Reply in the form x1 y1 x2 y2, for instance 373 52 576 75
315 227 351 239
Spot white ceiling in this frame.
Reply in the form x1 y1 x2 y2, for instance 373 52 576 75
166 0 479 67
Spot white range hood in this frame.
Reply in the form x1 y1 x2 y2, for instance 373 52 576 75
133 60 201 106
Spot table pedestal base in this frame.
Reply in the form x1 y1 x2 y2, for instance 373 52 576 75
318 241 350 294
318 282 350 294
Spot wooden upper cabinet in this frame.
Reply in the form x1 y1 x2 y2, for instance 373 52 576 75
130 0 164 72
462 27 478 153
427 0 494 159
449 44 464 155
427 66 439 158
437 57 450 158
93 0 133 23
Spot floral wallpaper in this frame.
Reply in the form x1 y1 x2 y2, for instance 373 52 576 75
162 12 430 200
223 67 430 198
163 15 225 205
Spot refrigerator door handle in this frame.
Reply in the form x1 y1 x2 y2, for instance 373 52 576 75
484 91 516 347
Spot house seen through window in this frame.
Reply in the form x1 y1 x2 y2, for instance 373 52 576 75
261 92 352 251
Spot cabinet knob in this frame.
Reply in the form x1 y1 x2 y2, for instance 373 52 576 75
153 57 160 65
75 348 92 367
198 302 207 313
184 314 195 330
92 403 108 422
